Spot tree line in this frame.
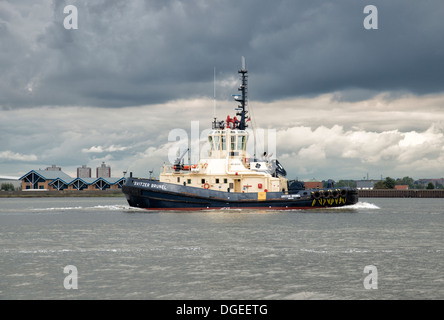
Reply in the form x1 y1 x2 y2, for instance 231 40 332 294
373 176 442 190
322 177 443 189
1 183 15 191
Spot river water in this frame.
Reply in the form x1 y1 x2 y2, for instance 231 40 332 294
1 197 442 300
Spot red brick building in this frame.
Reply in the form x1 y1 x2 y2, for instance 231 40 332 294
304 181 323 189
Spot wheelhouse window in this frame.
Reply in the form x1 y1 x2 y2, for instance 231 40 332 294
213 136 220 150
231 136 236 151
237 135 246 150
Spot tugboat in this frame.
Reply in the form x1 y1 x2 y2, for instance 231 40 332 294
122 59 358 210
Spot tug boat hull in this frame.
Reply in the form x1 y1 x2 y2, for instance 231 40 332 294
122 178 359 210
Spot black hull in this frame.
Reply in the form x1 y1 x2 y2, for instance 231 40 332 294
122 178 359 210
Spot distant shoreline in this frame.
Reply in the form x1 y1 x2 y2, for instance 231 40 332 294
2 189 444 198
358 189 444 198
0 190 125 198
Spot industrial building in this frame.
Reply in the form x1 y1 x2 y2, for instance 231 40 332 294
19 163 125 191
96 162 111 178
304 181 323 189
77 165 92 178
46 164 62 171
416 178 444 188
356 180 375 190
0 176 21 190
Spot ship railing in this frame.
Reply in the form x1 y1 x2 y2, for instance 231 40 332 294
162 164 174 174
161 164 198 174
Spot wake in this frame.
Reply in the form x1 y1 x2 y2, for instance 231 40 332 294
334 201 380 210
30 204 144 212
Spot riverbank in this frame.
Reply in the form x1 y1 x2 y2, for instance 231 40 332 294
358 189 444 198
2 189 444 198
0 190 125 198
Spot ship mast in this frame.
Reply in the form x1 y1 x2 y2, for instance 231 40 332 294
235 56 248 130
212 57 249 130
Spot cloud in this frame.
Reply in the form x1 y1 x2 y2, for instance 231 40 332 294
2 90 443 180
0 150 38 162
82 145 128 153
275 123 444 180
1 0 444 109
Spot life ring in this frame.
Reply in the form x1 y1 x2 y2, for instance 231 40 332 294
203 183 210 189
202 162 208 169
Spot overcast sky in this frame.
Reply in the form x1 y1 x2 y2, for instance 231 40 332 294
1 0 444 181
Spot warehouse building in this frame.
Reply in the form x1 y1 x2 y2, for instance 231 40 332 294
0 176 21 190
19 164 125 191
304 180 323 189
356 180 375 190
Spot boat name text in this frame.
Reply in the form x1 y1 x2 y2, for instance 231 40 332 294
133 181 167 190
281 194 301 199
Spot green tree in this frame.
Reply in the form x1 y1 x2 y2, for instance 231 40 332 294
426 182 435 189
1 183 15 191
373 181 387 189
384 177 396 189
415 183 425 190
374 177 396 189
396 176 415 189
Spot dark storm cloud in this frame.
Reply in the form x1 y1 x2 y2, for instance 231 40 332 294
1 0 444 108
